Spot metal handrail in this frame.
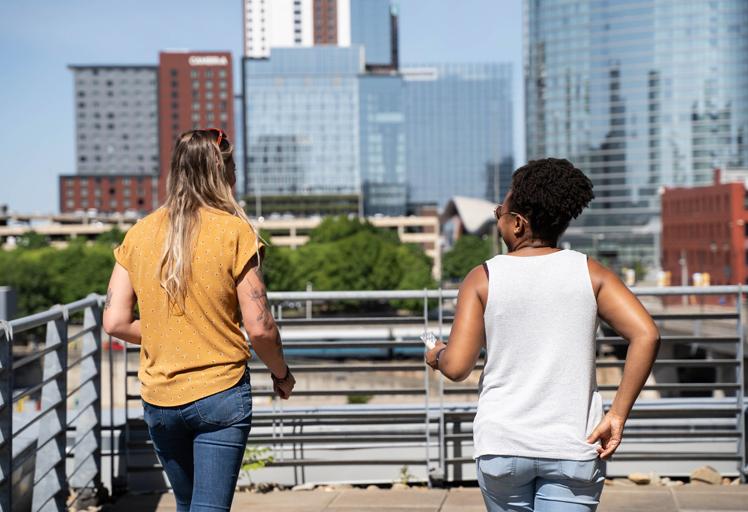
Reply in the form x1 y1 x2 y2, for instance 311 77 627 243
1 285 746 511
0 294 103 512
117 286 748 487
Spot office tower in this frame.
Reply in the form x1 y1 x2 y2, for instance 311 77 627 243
525 0 748 266
60 65 159 213
157 51 234 201
350 0 398 69
244 47 363 214
360 74 407 215
402 63 514 209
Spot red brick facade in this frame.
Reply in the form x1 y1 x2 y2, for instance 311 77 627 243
313 0 338 44
661 170 748 287
157 51 235 202
59 175 159 214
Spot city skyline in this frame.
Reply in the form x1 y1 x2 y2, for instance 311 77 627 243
1 0 524 215
525 0 748 267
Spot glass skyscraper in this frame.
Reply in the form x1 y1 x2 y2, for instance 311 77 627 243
244 47 363 199
244 50 513 215
359 74 407 215
525 0 748 265
402 63 514 208
350 0 397 68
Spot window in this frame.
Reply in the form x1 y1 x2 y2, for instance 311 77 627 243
171 69 178 77
205 70 213 79
205 81 213 89
191 70 198 79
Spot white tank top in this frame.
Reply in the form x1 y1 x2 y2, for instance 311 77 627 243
473 249 603 461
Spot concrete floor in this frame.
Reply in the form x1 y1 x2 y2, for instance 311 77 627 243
103 485 748 511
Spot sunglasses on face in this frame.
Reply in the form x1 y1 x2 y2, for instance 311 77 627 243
494 203 529 224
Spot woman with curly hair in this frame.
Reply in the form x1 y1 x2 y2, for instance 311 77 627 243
425 158 659 511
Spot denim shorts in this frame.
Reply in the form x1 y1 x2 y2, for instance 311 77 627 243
476 455 606 512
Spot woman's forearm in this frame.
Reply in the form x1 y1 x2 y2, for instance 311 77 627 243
610 334 660 418
109 319 142 345
251 327 288 378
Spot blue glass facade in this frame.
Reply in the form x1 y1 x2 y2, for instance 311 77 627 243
359 74 407 215
402 64 514 207
350 0 394 67
244 47 364 197
244 49 513 215
525 0 748 264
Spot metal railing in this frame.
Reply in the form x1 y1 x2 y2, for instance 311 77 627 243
0 294 103 512
120 286 747 488
0 286 746 511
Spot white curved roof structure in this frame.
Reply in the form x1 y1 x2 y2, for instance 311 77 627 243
441 196 496 235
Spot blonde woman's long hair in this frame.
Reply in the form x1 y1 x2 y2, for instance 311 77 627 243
160 129 256 313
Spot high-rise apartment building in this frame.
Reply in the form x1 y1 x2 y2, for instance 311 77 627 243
243 0 400 66
60 52 235 214
60 65 159 213
525 0 748 266
157 51 234 200
402 63 514 208
243 0 353 58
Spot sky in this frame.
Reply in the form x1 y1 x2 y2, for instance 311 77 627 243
0 0 524 215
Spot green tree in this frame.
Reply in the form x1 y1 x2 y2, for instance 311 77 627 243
95 227 126 246
15 231 50 250
442 235 492 281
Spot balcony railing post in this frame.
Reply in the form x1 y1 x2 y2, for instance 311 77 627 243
437 288 445 484
422 289 431 486
69 297 103 493
31 308 68 512
0 320 13 512
738 286 747 481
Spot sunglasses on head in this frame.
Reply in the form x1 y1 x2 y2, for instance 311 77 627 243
207 127 228 147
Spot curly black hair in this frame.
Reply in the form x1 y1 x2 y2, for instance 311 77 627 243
508 158 594 243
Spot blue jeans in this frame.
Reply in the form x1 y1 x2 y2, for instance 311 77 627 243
142 370 253 512
476 455 605 512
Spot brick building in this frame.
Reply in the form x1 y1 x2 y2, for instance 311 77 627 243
59 175 159 215
661 169 748 287
157 51 234 201
60 52 234 214
61 65 159 214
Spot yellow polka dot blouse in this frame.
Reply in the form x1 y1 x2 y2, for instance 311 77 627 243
113 206 263 406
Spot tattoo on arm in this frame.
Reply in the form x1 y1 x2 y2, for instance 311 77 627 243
246 271 275 331
104 288 113 310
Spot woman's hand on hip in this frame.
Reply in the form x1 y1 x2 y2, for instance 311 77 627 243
587 411 626 460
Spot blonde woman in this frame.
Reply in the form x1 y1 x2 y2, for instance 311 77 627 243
103 129 294 511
